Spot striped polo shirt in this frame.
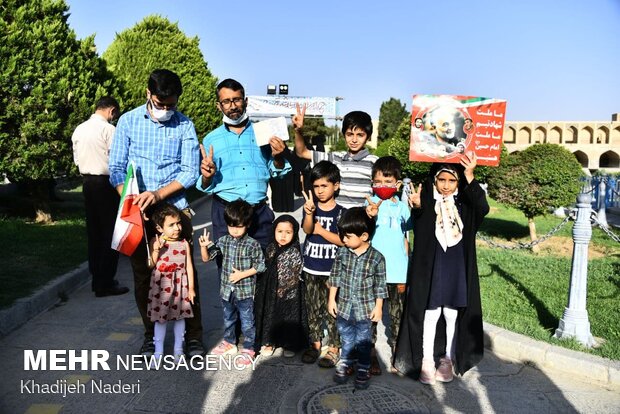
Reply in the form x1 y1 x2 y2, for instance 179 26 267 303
311 149 378 209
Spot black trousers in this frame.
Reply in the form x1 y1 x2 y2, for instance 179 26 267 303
129 206 203 342
82 175 120 291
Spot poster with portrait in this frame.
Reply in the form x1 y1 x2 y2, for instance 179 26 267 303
409 95 507 166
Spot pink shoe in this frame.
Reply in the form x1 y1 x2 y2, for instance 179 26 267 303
238 349 256 366
419 359 436 385
435 356 454 383
209 340 237 356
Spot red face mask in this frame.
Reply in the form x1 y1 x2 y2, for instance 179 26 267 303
372 186 398 200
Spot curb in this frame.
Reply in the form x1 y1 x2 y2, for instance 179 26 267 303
484 322 620 390
0 262 89 337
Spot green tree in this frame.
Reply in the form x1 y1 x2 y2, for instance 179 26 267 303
377 98 409 142
102 15 219 137
0 0 117 222
287 116 330 150
487 143 583 243
375 116 431 182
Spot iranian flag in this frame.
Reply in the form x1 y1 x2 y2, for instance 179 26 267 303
111 162 144 255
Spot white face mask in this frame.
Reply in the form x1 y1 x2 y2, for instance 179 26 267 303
222 111 248 126
148 99 174 122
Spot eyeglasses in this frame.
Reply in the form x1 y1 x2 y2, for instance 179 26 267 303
218 97 244 108
150 99 177 111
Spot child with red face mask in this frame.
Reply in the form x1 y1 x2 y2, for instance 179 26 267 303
365 156 412 374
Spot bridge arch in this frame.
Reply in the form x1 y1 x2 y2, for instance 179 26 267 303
599 151 620 168
505 126 516 144
573 150 588 168
566 126 578 144
596 126 609 144
579 126 593 144
534 126 546 144
548 126 562 144
517 127 531 145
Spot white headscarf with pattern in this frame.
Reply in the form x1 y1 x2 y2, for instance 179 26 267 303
433 167 463 251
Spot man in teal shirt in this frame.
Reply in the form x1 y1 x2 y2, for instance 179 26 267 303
197 78 291 254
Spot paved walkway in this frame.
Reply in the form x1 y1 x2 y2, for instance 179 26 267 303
0 196 619 413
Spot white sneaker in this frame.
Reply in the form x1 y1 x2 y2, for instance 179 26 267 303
174 350 185 365
435 356 454 383
419 359 436 385
149 353 163 369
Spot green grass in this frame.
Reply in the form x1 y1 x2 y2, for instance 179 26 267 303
0 187 88 309
478 248 620 360
476 200 620 360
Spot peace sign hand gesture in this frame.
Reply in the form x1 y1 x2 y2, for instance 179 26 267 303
408 182 422 209
200 144 216 180
302 189 315 215
365 195 383 218
198 228 211 248
292 103 306 131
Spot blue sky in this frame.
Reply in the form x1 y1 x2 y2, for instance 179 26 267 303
66 0 620 122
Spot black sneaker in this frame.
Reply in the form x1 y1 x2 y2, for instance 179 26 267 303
140 339 155 357
354 368 371 390
333 362 349 384
186 339 206 357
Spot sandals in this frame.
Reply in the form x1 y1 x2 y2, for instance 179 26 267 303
301 347 320 364
260 345 275 356
318 348 339 368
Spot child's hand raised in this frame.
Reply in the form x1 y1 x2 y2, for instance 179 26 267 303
302 189 315 215
460 151 477 183
198 228 211 247
155 234 166 250
365 195 383 218
292 103 306 131
408 182 422 208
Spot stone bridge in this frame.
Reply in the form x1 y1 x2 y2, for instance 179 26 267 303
503 114 620 173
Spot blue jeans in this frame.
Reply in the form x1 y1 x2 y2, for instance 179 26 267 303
336 312 372 370
222 293 255 351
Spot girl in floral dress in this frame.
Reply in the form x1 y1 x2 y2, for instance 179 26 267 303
148 204 196 363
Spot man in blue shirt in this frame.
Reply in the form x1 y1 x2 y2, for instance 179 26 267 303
197 78 291 254
109 69 205 358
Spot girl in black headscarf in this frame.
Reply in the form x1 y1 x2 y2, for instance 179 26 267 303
394 152 489 384
255 214 309 356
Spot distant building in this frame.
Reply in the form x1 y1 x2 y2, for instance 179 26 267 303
503 114 620 173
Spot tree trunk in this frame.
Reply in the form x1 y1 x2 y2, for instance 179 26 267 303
528 217 539 253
